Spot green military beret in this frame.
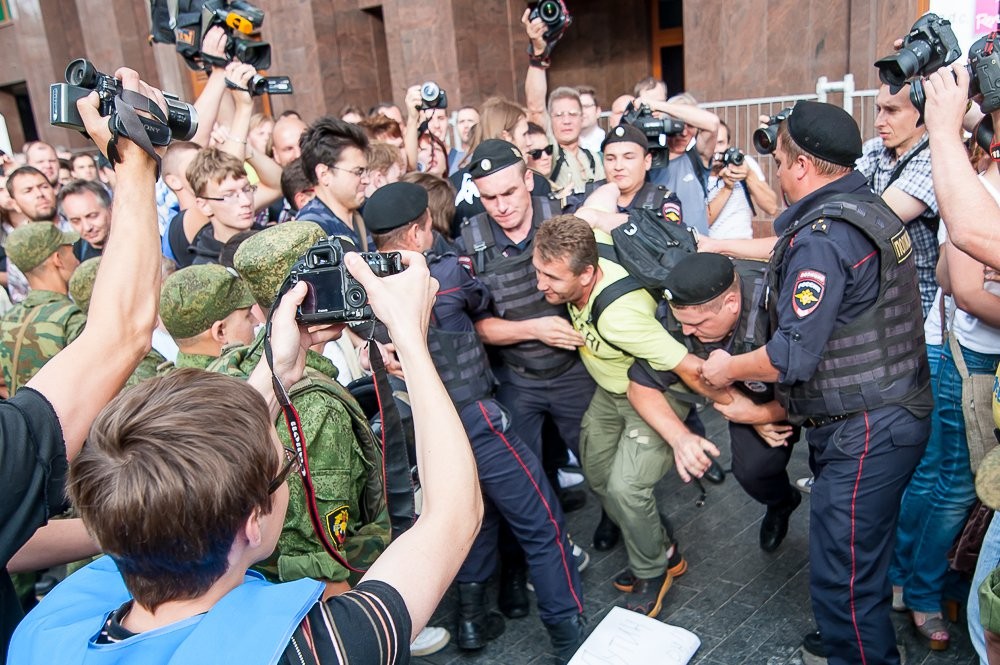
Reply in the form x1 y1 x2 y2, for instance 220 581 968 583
68 257 101 314
233 221 327 309
6 223 80 273
160 264 255 339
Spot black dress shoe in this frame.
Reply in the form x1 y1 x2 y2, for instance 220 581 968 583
497 565 529 619
802 629 829 657
703 459 725 484
592 509 620 552
760 491 802 552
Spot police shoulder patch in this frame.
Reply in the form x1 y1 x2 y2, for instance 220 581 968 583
326 505 350 546
457 255 476 276
792 269 825 318
662 200 682 224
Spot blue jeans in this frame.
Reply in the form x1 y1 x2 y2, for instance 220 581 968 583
890 342 1000 612
969 515 1000 664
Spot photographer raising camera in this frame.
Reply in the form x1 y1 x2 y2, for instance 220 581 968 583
706 121 778 240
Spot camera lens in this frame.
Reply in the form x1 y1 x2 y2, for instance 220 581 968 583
65 59 97 88
421 82 440 102
730 150 744 166
539 0 561 23
346 287 367 308
876 50 923 87
753 126 776 154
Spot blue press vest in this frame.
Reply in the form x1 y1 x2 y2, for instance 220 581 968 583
8 556 324 665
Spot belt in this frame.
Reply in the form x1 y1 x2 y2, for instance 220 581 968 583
803 412 851 429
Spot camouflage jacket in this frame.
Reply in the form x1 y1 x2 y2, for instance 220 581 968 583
0 290 86 394
153 350 216 377
206 331 389 584
123 348 169 389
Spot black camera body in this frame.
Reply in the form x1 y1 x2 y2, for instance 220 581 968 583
909 32 1000 119
527 0 572 44
875 13 961 88
619 101 683 170
290 238 404 324
149 0 271 71
226 75 294 97
50 59 198 143
717 146 745 167
752 108 793 155
418 82 448 110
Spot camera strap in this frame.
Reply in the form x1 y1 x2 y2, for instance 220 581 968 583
106 89 167 174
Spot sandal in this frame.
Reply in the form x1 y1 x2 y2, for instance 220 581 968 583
912 612 950 651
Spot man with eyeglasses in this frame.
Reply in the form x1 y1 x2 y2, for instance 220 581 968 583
523 12 603 195
187 148 274 265
576 86 606 155
296 117 375 251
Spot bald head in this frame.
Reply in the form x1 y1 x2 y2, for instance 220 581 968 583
270 115 308 167
609 95 635 128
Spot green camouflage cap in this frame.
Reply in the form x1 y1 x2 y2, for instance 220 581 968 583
6 223 80 273
233 221 327 309
68 257 101 314
978 448 1000 510
160 264 256 339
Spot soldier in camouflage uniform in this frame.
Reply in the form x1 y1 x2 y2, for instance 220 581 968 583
157 264 257 372
68 257 168 388
0 223 85 394
206 221 391 591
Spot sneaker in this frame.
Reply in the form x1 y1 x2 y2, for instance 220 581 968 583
558 468 585 489
625 572 673 617
410 625 450 656
795 476 814 494
613 547 686 593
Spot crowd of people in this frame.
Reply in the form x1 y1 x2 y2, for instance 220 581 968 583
5 10 1000 665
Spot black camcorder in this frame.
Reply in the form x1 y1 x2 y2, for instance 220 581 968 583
290 238 404 324
527 0 572 46
874 13 961 88
620 100 684 170
149 0 271 71
50 59 197 144
226 74 294 97
752 108 793 155
716 146 745 167
419 82 448 110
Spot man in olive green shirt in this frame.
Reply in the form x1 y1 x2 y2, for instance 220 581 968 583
157 264 257 372
0 223 84 394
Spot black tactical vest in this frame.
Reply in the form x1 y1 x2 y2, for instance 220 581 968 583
426 327 495 409
661 259 774 402
460 197 577 379
767 194 933 422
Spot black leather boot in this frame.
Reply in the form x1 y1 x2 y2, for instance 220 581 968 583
456 582 505 650
592 508 620 551
498 564 529 618
545 614 585 664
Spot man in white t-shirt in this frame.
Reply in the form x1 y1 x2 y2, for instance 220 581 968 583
706 121 778 239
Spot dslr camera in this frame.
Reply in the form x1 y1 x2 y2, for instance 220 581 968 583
620 100 684 169
874 13 961 88
418 82 448 110
910 32 1000 117
290 238 404 324
50 59 198 144
527 0 572 45
149 0 272 71
752 107 793 154
716 146 745 167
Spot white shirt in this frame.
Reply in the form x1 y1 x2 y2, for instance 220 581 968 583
706 155 766 240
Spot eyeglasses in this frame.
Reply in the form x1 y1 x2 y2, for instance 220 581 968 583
201 184 257 204
330 164 370 179
527 145 554 160
551 110 581 119
268 447 301 494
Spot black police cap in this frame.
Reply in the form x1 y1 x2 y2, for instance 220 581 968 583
468 139 524 179
601 123 649 153
787 100 863 167
364 182 429 233
663 253 736 306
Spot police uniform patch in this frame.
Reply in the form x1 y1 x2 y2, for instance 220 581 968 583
457 255 476 276
890 227 912 264
792 269 825 318
662 201 682 224
325 505 350 546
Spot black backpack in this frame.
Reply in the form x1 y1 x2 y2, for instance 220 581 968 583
591 205 699 327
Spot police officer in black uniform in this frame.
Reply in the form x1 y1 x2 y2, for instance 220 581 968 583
365 182 585 664
701 101 933 665
459 140 599 605
627 252 803 553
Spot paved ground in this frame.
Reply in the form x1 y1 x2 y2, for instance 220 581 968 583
415 413 981 665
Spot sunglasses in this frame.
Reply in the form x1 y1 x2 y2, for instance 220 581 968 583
527 145 554 160
268 447 301 494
